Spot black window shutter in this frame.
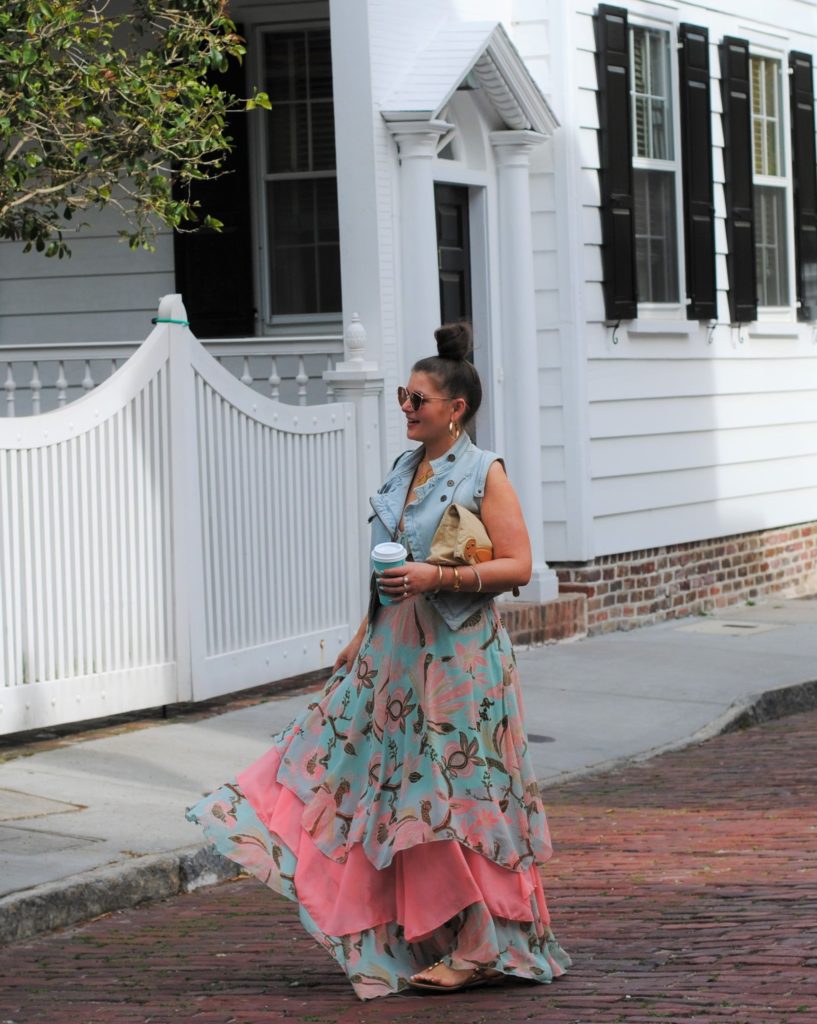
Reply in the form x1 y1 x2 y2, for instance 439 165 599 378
173 26 256 338
789 51 817 322
594 4 637 321
719 36 757 323
679 24 716 320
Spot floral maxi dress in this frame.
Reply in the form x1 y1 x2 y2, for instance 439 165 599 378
185 592 571 1000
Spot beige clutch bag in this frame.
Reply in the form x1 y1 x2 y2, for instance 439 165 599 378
428 503 493 565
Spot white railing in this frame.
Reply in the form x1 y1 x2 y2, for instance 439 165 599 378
0 335 344 417
0 296 363 734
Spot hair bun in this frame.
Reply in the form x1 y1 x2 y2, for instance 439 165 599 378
434 322 472 361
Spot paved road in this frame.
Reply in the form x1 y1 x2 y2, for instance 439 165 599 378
3 596 817 927
2 710 815 1024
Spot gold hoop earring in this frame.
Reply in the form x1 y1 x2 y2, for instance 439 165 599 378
448 419 461 439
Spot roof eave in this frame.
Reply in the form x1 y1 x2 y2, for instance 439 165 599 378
381 21 559 137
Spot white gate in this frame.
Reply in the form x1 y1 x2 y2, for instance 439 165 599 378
0 296 362 735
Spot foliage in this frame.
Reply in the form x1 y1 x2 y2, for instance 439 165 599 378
0 0 270 256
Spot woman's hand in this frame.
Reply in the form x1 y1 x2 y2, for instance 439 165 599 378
376 561 440 602
333 635 363 674
333 618 367 673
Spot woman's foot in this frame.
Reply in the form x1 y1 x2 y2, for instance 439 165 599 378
408 960 503 992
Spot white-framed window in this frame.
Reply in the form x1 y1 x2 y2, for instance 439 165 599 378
750 53 790 310
629 22 684 307
258 26 341 322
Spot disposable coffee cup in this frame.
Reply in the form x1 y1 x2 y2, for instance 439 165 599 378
371 542 407 605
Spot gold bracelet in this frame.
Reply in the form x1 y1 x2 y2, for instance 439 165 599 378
472 567 483 593
434 564 443 594
452 566 462 591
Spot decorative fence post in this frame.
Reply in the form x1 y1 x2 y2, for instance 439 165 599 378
164 295 208 702
323 314 385 617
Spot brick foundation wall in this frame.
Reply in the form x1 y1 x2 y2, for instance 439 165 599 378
553 521 817 634
499 593 587 646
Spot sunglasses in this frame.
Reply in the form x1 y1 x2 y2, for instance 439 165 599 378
397 386 452 412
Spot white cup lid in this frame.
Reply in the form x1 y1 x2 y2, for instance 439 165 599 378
371 542 407 562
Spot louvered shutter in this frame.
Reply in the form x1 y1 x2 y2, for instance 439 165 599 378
679 24 716 320
789 51 817 322
719 37 757 323
594 4 637 320
173 28 256 337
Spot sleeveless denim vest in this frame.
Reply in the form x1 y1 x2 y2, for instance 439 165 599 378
368 432 501 630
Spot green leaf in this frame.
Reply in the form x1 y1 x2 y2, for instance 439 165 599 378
0 0 259 256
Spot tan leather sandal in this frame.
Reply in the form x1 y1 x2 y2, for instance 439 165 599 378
407 958 504 993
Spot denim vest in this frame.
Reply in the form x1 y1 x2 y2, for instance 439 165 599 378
369 432 501 630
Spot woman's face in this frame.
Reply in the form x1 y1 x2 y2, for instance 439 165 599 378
400 371 465 448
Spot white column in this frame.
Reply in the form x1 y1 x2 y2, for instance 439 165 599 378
324 315 385 618
330 0 384 365
490 130 559 603
386 119 453 368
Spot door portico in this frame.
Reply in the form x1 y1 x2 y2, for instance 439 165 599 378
381 21 561 601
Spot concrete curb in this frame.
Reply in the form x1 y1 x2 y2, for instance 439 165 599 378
538 677 817 790
2 677 815 947
0 845 240 946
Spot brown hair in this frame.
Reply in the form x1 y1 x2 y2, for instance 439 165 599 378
412 322 482 424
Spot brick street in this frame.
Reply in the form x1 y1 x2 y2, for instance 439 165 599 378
1 710 815 1024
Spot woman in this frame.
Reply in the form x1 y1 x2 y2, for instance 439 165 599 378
186 323 571 999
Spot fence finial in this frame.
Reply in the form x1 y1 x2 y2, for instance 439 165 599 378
344 314 368 366
155 294 190 328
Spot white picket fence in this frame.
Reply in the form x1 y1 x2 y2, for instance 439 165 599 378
0 295 362 735
0 336 344 416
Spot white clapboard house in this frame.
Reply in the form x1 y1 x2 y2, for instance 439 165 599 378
1 0 816 733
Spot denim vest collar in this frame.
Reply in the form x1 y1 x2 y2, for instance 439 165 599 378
369 432 499 630
369 431 473 546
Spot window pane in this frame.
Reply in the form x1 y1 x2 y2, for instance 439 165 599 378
269 179 315 246
764 59 776 113
315 177 340 242
264 32 307 103
634 169 679 302
262 27 340 317
750 56 781 177
751 57 762 113
267 103 309 173
317 246 342 311
630 27 672 160
765 122 777 177
754 185 789 306
267 180 341 315
311 100 336 172
264 29 336 174
271 245 317 315
752 109 765 174
307 32 333 98
648 32 670 159
633 31 648 156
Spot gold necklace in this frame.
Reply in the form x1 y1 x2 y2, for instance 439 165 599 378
415 461 433 487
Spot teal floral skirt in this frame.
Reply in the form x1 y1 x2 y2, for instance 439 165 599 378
186 596 571 999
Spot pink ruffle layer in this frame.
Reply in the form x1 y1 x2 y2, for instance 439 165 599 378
238 755 551 942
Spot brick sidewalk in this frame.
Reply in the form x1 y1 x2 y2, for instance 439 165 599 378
2 711 816 1024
